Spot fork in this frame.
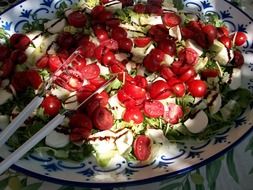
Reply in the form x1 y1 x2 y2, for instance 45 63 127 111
0 75 116 175
0 46 85 147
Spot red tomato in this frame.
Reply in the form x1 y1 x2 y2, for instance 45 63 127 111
201 69 219 79
36 55 49 68
81 63 100 80
9 33 31 50
133 135 151 161
232 32 247 46
123 84 146 101
48 54 63 72
76 84 97 103
118 37 133 52
67 11 86 28
69 112 93 130
187 79 207 97
123 106 144 124
148 24 168 42
144 100 164 118
110 60 126 73
143 53 161 72
172 82 186 97
100 39 119 51
11 71 30 92
133 3 146 13
91 5 105 18
202 24 217 44
89 76 106 87
56 32 74 49
10 49 27 64
0 45 10 61
41 95 62 116
171 60 183 75
92 107 114 130
70 127 91 142
217 26 229 38
179 67 196 82
162 12 181 27
157 39 176 56
0 59 14 78
26 70 42 89
232 50 244 67
111 26 127 41
133 37 151 47
94 27 109 42
145 4 163 15
149 80 172 100
178 48 198 65
102 51 116 66
163 103 183 124
160 65 175 81
133 75 148 89
117 89 136 108
79 41 96 58
219 36 232 49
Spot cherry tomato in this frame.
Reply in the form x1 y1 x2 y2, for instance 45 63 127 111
179 66 196 82
79 41 96 58
123 83 146 100
11 71 30 92
133 135 151 161
100 39 119 51
91 5 105 18
70 127 91 142
149 80 172 100
145 4 162 15
178 48 198 65
133 75 148 89
219 36 232 49
26 70 42 89
10 49 27 64
232 50 244 67
93 106 114 130
0 45 10 61
111 26 127 41
202 24 217 44
56 32 74 49
157 39 176 56
143 53 161 72
69 112 93 130
160 65 175 81
48 54 63 72
232 32 247 46
163 12 181 27
171 60 183 75
148 24 168 42
123 106 144 124
36 54 49 68
133 37 151 47
0 59 14 78
118 37 133 52
89 76 106 88
201 69 219 79
9 33 31 50
117 89 136 108
41 95 62 116
144 100 164 118
187 79 207 97
102 51 116 66
110 60 126 73
94 27 109 42
171 82 186 97
163 103 183 124
181 27 195 39
76 84 97 103
217 26 229 38
133 3 146 13
67 11 86 28
81 63 100 80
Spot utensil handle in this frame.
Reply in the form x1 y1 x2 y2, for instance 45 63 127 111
0 113 65 175
0 96 44 147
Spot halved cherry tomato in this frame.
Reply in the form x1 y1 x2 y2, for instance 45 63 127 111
123 84 146 101
36 55 49 68
144 100 164 118
67 11 86 28
92 106 114 130
0 59 14 78
179 66 196 82
163 103 183 124
56 32 74 49
201 69 219 79
79 41 96 58
111 26 127 41
41 95 62 116
160 65 175 81
0 45 10 61
81 63 100 80
76 84 97 103
89 76 106 87
11 71 30 92
149 80 172 100
232 50 244 67
178 48 198 65
118 37 133 52
133 135 151 161
217 26 229 38
187 79 207 97
133 3 146 13
162 12 181 27
69 112 93 130
133 37 151 47
100 39 119 51
123 106 144 124
48 54 63 72
157 39 177 56
132 75 148 89
70 127 91 142
171 82 186 97
219 36 232 49
10 49 27 64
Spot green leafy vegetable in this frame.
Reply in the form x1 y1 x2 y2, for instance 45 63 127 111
56 1 68 18
172 0 184 10
22 14 48 32
204 13 224 27
0 27 10 44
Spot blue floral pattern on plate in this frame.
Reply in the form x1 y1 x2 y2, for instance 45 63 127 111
0 0 253 188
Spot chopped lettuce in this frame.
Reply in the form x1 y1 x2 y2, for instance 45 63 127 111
204 13 224 27
84 0 100 9
55 2 68 18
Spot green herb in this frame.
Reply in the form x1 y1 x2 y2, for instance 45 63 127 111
172 0 184 10
0 27 10 45
22 14 48 33
204 13 224 27
55 2 68 18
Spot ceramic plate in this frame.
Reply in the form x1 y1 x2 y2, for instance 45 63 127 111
0 0 253 188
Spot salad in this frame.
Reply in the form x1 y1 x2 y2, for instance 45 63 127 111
0 0 252 167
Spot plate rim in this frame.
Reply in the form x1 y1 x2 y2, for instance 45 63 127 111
0 0 253 188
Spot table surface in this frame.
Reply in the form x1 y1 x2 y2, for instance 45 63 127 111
0 0 253 190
